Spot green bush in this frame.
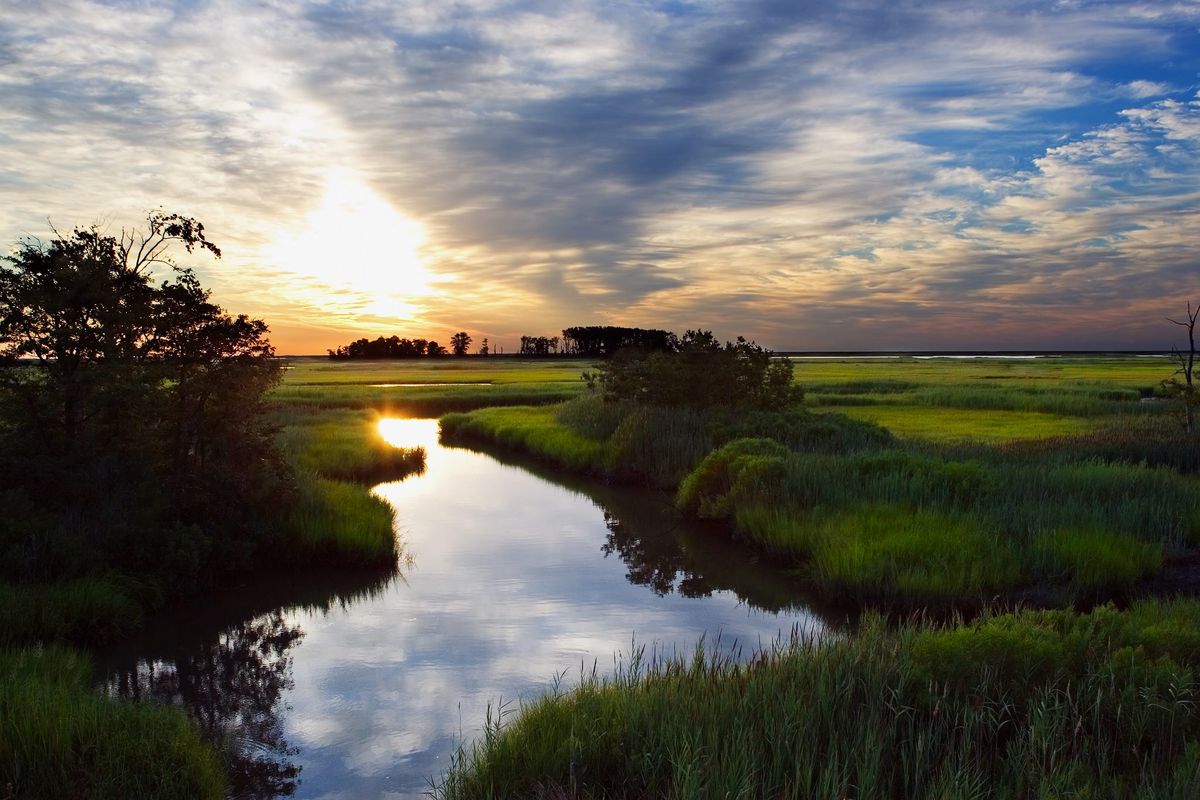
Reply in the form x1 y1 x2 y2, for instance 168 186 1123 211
676 438 788 518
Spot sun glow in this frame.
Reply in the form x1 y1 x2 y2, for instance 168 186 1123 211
269 169 434 319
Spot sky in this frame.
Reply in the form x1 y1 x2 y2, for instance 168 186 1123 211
1 0 1198 354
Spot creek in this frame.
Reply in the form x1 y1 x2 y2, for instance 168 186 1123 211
99 418 834 799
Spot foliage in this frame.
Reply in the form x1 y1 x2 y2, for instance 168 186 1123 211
518 334 560 355
560 325 677 356
595 329 800 410
449 331 472 356
328 334 453 359
0 213 291 645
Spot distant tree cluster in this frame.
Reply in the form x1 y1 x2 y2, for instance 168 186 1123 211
328 335 453 359
561 326 677 356
593 329 800 410
519 335 560 355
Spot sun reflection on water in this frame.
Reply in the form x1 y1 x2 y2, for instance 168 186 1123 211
377 417 441 451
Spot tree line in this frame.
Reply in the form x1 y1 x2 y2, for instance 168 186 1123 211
329 325 685 359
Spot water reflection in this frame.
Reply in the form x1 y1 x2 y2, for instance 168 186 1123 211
111 614 304 798
100 569 399 799
102 418 835 799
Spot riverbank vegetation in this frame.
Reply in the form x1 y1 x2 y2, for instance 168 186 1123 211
439 348 1198 610
0 216 421 797
437 599 1200 799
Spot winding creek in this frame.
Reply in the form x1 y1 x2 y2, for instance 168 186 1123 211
98 418 836 799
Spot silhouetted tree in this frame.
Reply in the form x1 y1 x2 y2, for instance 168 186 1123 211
562 326 677 356
0 211 283 579
479 337 489 356
595 329 799 410
450 331 472 356
426 340 447 357
1164 301 1198 433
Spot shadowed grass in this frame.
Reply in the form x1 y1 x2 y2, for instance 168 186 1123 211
436 600 1200 800
0 575 144 647
1 646 224 799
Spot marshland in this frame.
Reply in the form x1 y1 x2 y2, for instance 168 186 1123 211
6 329 1200 798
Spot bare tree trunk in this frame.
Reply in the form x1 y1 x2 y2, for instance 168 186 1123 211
1168 301 1198 433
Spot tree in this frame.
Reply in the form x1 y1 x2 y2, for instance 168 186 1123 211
479 337 489 356
594 329 800 410
1164 301 1198 433
450 331 472 356
0 211 281 520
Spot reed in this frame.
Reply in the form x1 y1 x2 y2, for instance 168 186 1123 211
284 477 399 567
436 600 1200 799
1 646 224 799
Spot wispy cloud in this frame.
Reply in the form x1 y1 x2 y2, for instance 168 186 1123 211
1 0 1198 350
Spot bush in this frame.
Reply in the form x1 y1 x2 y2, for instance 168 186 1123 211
596 329 801 410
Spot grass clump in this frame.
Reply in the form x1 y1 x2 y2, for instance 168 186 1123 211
442 406 610 474
735 505 1022 606
1032 528 1163 594
437 600 1200 800
1 646 224 799
275 406 426 482
284 477 399 568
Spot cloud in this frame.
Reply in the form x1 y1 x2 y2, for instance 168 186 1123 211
0 0 1198 350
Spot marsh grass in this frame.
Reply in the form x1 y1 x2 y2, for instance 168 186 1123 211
272 357 591 414
685 443 1192 604
274 406 426 482
1 646 224 799
0 575 144 647
441 386 1198 606
815 404 1093 443
436 600 1200 800
285 478 399 567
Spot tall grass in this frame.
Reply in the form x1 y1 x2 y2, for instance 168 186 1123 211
681 441 1193 605
436 600 1200 799
1 646 224 799
284 477 399 567
0 575 144 646
441 406 610 475
274 406 426 482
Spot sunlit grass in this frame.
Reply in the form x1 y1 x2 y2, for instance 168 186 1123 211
274 407 425 482
284 477 399 567
818 404 1092 443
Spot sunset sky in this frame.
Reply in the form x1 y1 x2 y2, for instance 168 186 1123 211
1 0 1198 353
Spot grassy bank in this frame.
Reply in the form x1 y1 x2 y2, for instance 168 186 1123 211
439 356 1197 610
1 646 224 799
1 373 430 796
437 599 1200 799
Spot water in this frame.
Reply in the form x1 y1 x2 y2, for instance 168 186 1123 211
100 419 833 799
